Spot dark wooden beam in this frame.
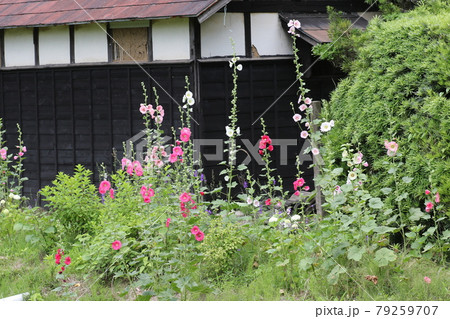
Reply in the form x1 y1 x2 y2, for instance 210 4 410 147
69 25 75 64
33 27 39 66
244 12 252 58
0 29 4 67
148 22 153 62
107 23 113 63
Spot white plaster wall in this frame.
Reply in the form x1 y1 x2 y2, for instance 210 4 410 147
4 28 35 67
201 13 245 58
251 13 292 56
39 26 70 65
74 24 108 63
152 17 190 60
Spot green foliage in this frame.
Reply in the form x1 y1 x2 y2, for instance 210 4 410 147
312 6 364 72
40 165 101 239
199 218 245 276
322 5 450 211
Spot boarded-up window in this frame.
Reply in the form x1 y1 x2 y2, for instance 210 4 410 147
112 28 148 62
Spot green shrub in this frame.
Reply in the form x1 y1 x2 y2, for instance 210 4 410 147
40 165 101 239
322 4 450 210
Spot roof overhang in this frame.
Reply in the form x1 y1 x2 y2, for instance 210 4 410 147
279 13 368 46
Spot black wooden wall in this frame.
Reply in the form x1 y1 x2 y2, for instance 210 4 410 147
0 63 193 199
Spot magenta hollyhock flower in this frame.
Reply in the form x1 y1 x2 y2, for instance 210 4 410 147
259 140 267 149
166 218 171 228
109 188 114 199
64 256 71 265
425 189 431 195
424 276 431 284
173 146 183 156
121 158 131 170
126 164 134 175
261 135 272 145
61 266 65 271
293 178 305 190
303 186 310 191
55 253 61 264
112 240 122 250
140 185 147 196
425 202 434 212
18 152 24 157
435 192 440 203
267 145 274 151
99 181 111 195
294 190 300 196
181 212 187 218
180 127 191 142
179 192 192 203
191 226 200 235
265 198 271 206
195 231 205 242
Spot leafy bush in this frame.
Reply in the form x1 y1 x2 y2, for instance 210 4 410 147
40 165 101 239
322 4 450 210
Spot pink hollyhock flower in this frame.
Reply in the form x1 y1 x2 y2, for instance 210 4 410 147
14 156 18 160
294 190 300 196
312 148 320 155
154 159 164 168
121 158 131 170
180 202 186 212
64 256 71 265
424 276 431 284
191 226 200 235
334 185 342 195
140 185 147 196
143 196 151 203
99 181 111 194
435 192 440 203
293 114 302 122
300 131 309 139
126 164 134 175
181 213 187 218
305 122 310 128
425 189 431 195
179 192 192 203
298 95 302 104
288 26 296 35
261 135 272 144
299 104 307 112
265 198 271 206
169 153 178 163
61 266 65 271
18 152 24 157
166 218 171 228
22 146 27 153
109 188 114 199
112 240 122 250
180 127 191 142
267 145 274 151
258 150 263 155
156 105 164 112
0 148 7 160
303 186 310 191
287 20 295 27
425 202 434 212
139 104 147 114
173 146 183 156
363 162 369 167
57 249 64 255
293 20 301 29
293 178 305 190
155 115 163 124
304 97 312 105
195 231 205 242
259 140 267 149
385 141 398 156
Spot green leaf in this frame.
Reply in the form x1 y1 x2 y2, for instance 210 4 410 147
374 226 396 234
361 220 377 234
13 223 23 231
276 259 290 267
237 164 247 171
442 230 450 240
299 257 314 271
423 227 436 237
380 187 392 195
327 265 346 285
331 167 343 176
422 242 434 252
347 245 366 261
374 248 397 267
44 226 56 234
402 176 413 184
368 197 383 209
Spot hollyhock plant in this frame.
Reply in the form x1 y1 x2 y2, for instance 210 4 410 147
99 181 111 195
112 240 122 250
293 178 305 190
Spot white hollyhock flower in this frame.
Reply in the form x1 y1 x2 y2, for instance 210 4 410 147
247 197 253 205
320 122 332 132
291 214 301 221
237 64 243 71
268 216 278 223
225 126 234 137
253 199 260 207
293 114 302 122
187 97 195 106
348 171 357 180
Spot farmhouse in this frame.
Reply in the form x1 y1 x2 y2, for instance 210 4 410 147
0 0 372 197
